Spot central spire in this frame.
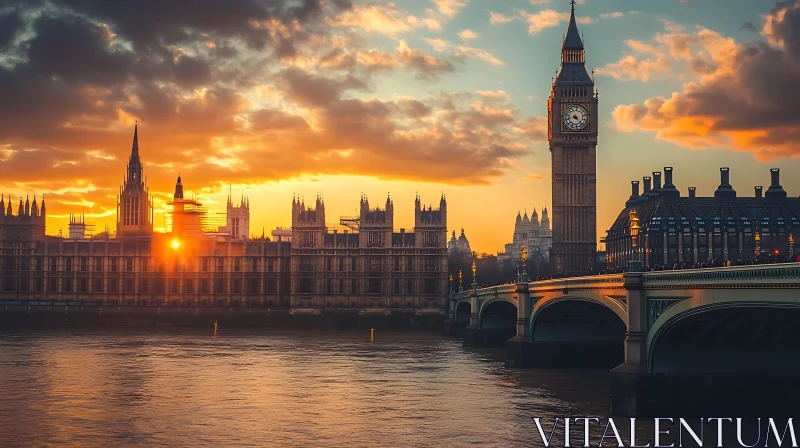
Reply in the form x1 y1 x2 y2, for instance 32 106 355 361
131 121 139 157
563 0 584 52
125 122 144 189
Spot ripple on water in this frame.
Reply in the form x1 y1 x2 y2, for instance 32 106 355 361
0 330 613 447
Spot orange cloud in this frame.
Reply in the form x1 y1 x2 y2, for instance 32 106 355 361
611 1 800 160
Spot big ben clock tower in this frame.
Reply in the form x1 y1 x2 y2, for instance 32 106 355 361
548 0 598 275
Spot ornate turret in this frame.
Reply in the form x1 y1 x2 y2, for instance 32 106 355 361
116 122 153 237
174 175 184 199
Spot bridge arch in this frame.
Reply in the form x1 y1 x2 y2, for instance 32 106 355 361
529 295 627 368
648 300 800 374
477 298 518 347
454 301 471 324
530 295 627 329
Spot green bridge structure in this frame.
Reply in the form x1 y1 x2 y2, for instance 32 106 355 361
447 262 800 416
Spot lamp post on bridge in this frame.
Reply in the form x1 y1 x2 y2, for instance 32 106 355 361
611 209 650 415
458 270 463 293
462 264 481 347
471 259 477 291
789 233 794 259
628 209 642 272
519 245 529 283
507 248 533 367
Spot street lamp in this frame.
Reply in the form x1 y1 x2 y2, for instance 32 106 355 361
458 269 463 292
449 274 453 294
790 233 795 258
520 245 529 282
471 259 477 289
755 231 761 258
629 209 642 272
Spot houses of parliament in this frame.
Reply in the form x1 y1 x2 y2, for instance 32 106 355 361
0 125 448 310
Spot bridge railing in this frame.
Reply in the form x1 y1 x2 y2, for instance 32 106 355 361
451 273 626 302
450 264 800 302
641 262 800 287
527 273 624 291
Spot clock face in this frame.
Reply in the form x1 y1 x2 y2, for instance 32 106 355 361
563 104 589 131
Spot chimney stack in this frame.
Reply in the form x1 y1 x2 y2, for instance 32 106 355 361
626 181 640 207
652 171 662 190
765 168 787 199
661 166 680 198
688 187 696 198
714 167 736 198
664 167 673 187
643 176 652 194
755 186 763 198
720 167 730 186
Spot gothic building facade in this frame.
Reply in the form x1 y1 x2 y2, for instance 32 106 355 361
0 194 46 240
116 123 154 238
290 194 448 309
0 125 447 310
497 208 551 265
447 229 472 256
548 2 598 275
604 167 800 270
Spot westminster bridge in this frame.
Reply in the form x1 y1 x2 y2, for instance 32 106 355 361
448 263 800 415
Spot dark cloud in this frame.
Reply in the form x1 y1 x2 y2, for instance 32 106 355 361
741 22 758 32
279 67 368 107
0 9 23 49
0 0 542 230
26 15 134 86
59 0 350 50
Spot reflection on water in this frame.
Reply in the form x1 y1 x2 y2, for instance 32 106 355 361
0 329 616 447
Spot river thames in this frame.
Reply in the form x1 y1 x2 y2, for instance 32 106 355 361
0 329 622 447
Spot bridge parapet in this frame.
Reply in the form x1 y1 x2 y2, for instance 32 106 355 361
528 274 624 292
641 263 800 288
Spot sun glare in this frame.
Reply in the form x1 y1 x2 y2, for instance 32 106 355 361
171 238 181 250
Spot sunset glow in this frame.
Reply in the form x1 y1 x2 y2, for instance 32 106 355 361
1 0 799 253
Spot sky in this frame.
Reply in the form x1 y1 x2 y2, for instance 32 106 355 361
1 0 799 253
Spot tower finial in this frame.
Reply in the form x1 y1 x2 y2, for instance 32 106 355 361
131 121 139 157
571 0 576 12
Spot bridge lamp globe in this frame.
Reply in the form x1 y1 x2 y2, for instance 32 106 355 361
171 238 181 251
628 210 640 248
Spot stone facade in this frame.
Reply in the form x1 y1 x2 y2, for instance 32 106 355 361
497 209 551 265
0 194 46 241
0 125 448 310
447 229 471 255
548 3 598 275
290 194 448 309
604 167 800 270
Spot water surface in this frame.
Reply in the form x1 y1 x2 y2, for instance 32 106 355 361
0 330 613 447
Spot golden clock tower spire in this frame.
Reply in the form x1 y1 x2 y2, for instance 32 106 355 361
547 0 598 275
